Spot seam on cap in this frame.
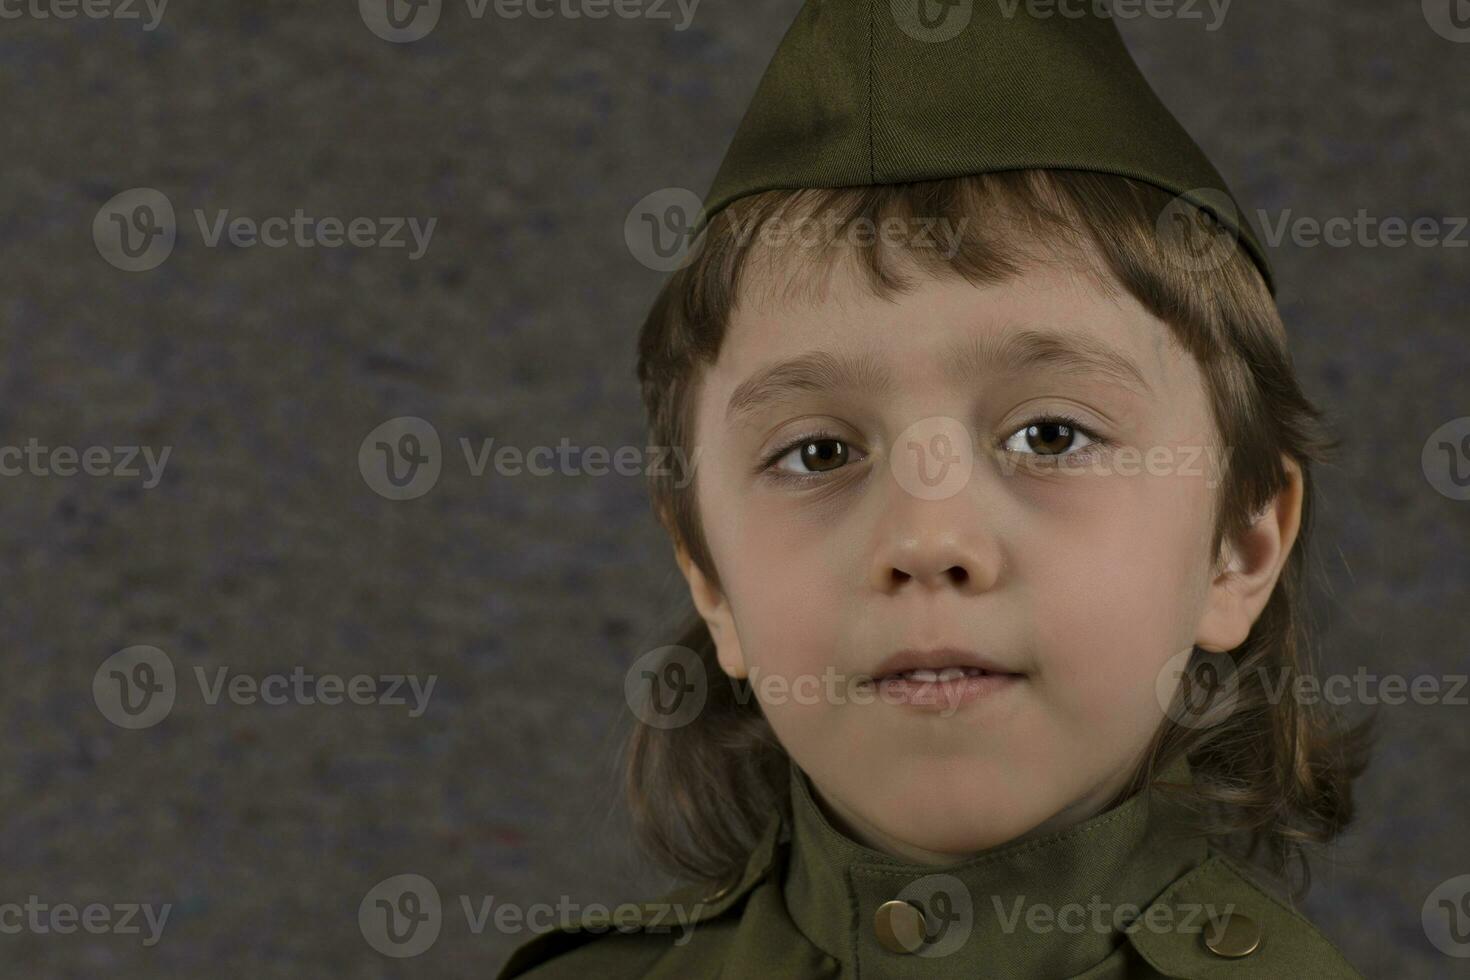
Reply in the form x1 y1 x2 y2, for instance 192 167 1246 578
867 0 875 183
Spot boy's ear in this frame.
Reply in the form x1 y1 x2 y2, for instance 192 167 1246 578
674 543 749 679
1194 455 1305 653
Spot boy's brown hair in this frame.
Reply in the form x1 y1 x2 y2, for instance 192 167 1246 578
626 168 1375 899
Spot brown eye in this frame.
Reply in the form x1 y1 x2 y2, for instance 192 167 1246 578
797 438 849 472
1025 422 1076 455
770 436 854 477
1002 417 1097 458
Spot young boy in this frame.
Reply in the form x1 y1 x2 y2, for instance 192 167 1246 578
498 2 1371 977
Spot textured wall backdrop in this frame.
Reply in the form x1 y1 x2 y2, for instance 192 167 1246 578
2 1 1467 976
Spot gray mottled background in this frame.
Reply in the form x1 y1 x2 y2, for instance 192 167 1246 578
2 1 1467 976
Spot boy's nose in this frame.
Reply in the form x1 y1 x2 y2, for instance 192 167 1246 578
871 526 1002 595
865 414 1003 593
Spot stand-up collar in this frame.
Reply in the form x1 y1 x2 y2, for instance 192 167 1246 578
780 754 1208 978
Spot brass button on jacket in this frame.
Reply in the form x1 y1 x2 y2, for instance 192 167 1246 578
497 752 1366 979
872 899 927 954
1203 910 1263 958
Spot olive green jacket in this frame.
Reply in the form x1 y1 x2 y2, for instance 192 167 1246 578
497 756 1365 979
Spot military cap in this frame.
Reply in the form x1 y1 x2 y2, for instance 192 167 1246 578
695 0 1277 294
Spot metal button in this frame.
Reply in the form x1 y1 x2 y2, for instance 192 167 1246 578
1203 911 1262 958
874 899 928 954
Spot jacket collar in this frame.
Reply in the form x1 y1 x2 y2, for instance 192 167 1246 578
778 753 1209 978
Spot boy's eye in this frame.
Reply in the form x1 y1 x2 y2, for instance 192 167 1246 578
767 435 861 477
1002 416 1098 457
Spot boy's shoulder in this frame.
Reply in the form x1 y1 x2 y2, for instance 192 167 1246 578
494 840 1367 980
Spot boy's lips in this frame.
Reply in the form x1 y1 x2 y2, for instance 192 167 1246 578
862 647 1024 685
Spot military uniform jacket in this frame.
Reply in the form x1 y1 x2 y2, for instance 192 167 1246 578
496 755 1365 979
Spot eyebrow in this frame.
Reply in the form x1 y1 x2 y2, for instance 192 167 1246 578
724 327 1153 426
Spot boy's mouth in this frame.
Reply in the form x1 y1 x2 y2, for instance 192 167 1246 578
862 647 1024 685
871 665 992 683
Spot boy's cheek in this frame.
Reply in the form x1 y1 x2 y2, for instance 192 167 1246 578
1026 584 1191 724
732 583 845 692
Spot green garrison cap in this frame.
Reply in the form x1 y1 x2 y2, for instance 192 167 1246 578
697 0 1276 295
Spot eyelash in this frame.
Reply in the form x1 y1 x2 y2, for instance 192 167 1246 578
760 413 1107 483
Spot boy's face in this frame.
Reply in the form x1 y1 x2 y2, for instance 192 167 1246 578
678 243 1292 862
